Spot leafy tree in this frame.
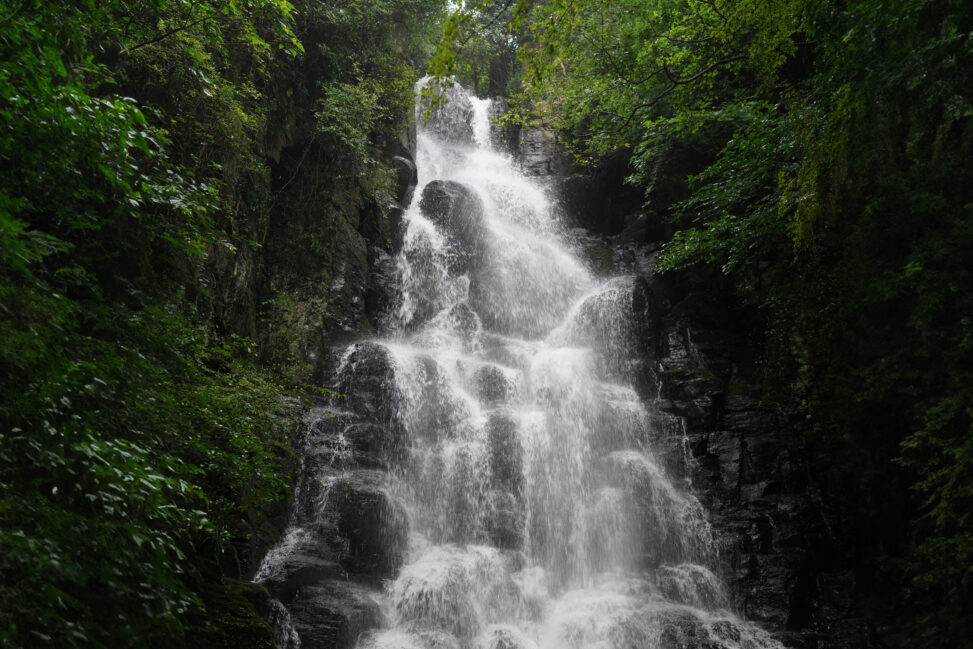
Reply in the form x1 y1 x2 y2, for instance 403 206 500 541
0 0 446 646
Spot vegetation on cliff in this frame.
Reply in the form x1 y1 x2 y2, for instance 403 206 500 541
0 0 443 646
435 0 972 644
3 0 970 644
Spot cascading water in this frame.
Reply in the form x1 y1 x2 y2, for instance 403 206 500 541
255 82 784 649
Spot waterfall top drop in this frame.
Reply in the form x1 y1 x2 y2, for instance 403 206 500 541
469 96 492 148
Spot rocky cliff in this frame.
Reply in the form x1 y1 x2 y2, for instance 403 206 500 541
247 97 882 649
515 126 883 649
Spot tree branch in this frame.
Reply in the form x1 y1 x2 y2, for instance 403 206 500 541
587 54 745 139
122 15 214 54
662 54 746 85
458 0 516 48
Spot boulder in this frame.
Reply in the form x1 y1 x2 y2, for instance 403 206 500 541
391 155 418 206
469 363 519 406
334 342 402 429
332 470 408 577
487 413 523 493
418 180 487 275
262 552 346 606
287 581 384 649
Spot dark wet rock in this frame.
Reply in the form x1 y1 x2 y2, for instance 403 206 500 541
484 413 525 549
421 84 475 144
334 342 402 429
419 180 487 274
632 277 663 360
306 413 398 470
655 321 726 430
488 97 521 154
360 629 462 649
652 565 726 610
487 413 523 492
720 392 776 437
332 470 408 577
262 552 346 606
486 489 524 550
469 363 518 406
554 154 642 235
568 227 614 274
407 354 474 443
614 210 671 247
649 608 710 649
365 246 402 330
558 174 624 234
478 333 531 370
401 119 418 159
553 277 660 384
391 155 418 206
444 302 481 350
740 549 809 630
342 422 402 465
287 580 384 649
518 126 572 176
478 625 528 649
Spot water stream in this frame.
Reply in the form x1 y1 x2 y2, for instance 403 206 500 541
257 83 783 649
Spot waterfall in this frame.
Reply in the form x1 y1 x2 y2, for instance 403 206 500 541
256 83 784 649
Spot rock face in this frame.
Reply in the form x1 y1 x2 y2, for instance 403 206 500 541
518 126 572 177
285 581 384 649
420 82 476 144
632 279 875 649
419 180 487 275
255 341 417 648
555 156 642 235
205 46 419 388
514 113 879 649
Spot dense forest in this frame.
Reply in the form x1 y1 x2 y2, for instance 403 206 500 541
1 0 970 647
0 0 443 646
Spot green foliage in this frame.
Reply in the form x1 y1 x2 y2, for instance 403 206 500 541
651 105 796 275
292 0 444 196
316 80 395 168
0 0 446 646
504 0 811 156
428 0 520 96
0 299 298 648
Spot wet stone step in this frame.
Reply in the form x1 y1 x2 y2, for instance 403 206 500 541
330 470 409 578
262 551 346 606
286 581 384 649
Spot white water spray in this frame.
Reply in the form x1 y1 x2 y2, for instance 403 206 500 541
261 82 784 649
